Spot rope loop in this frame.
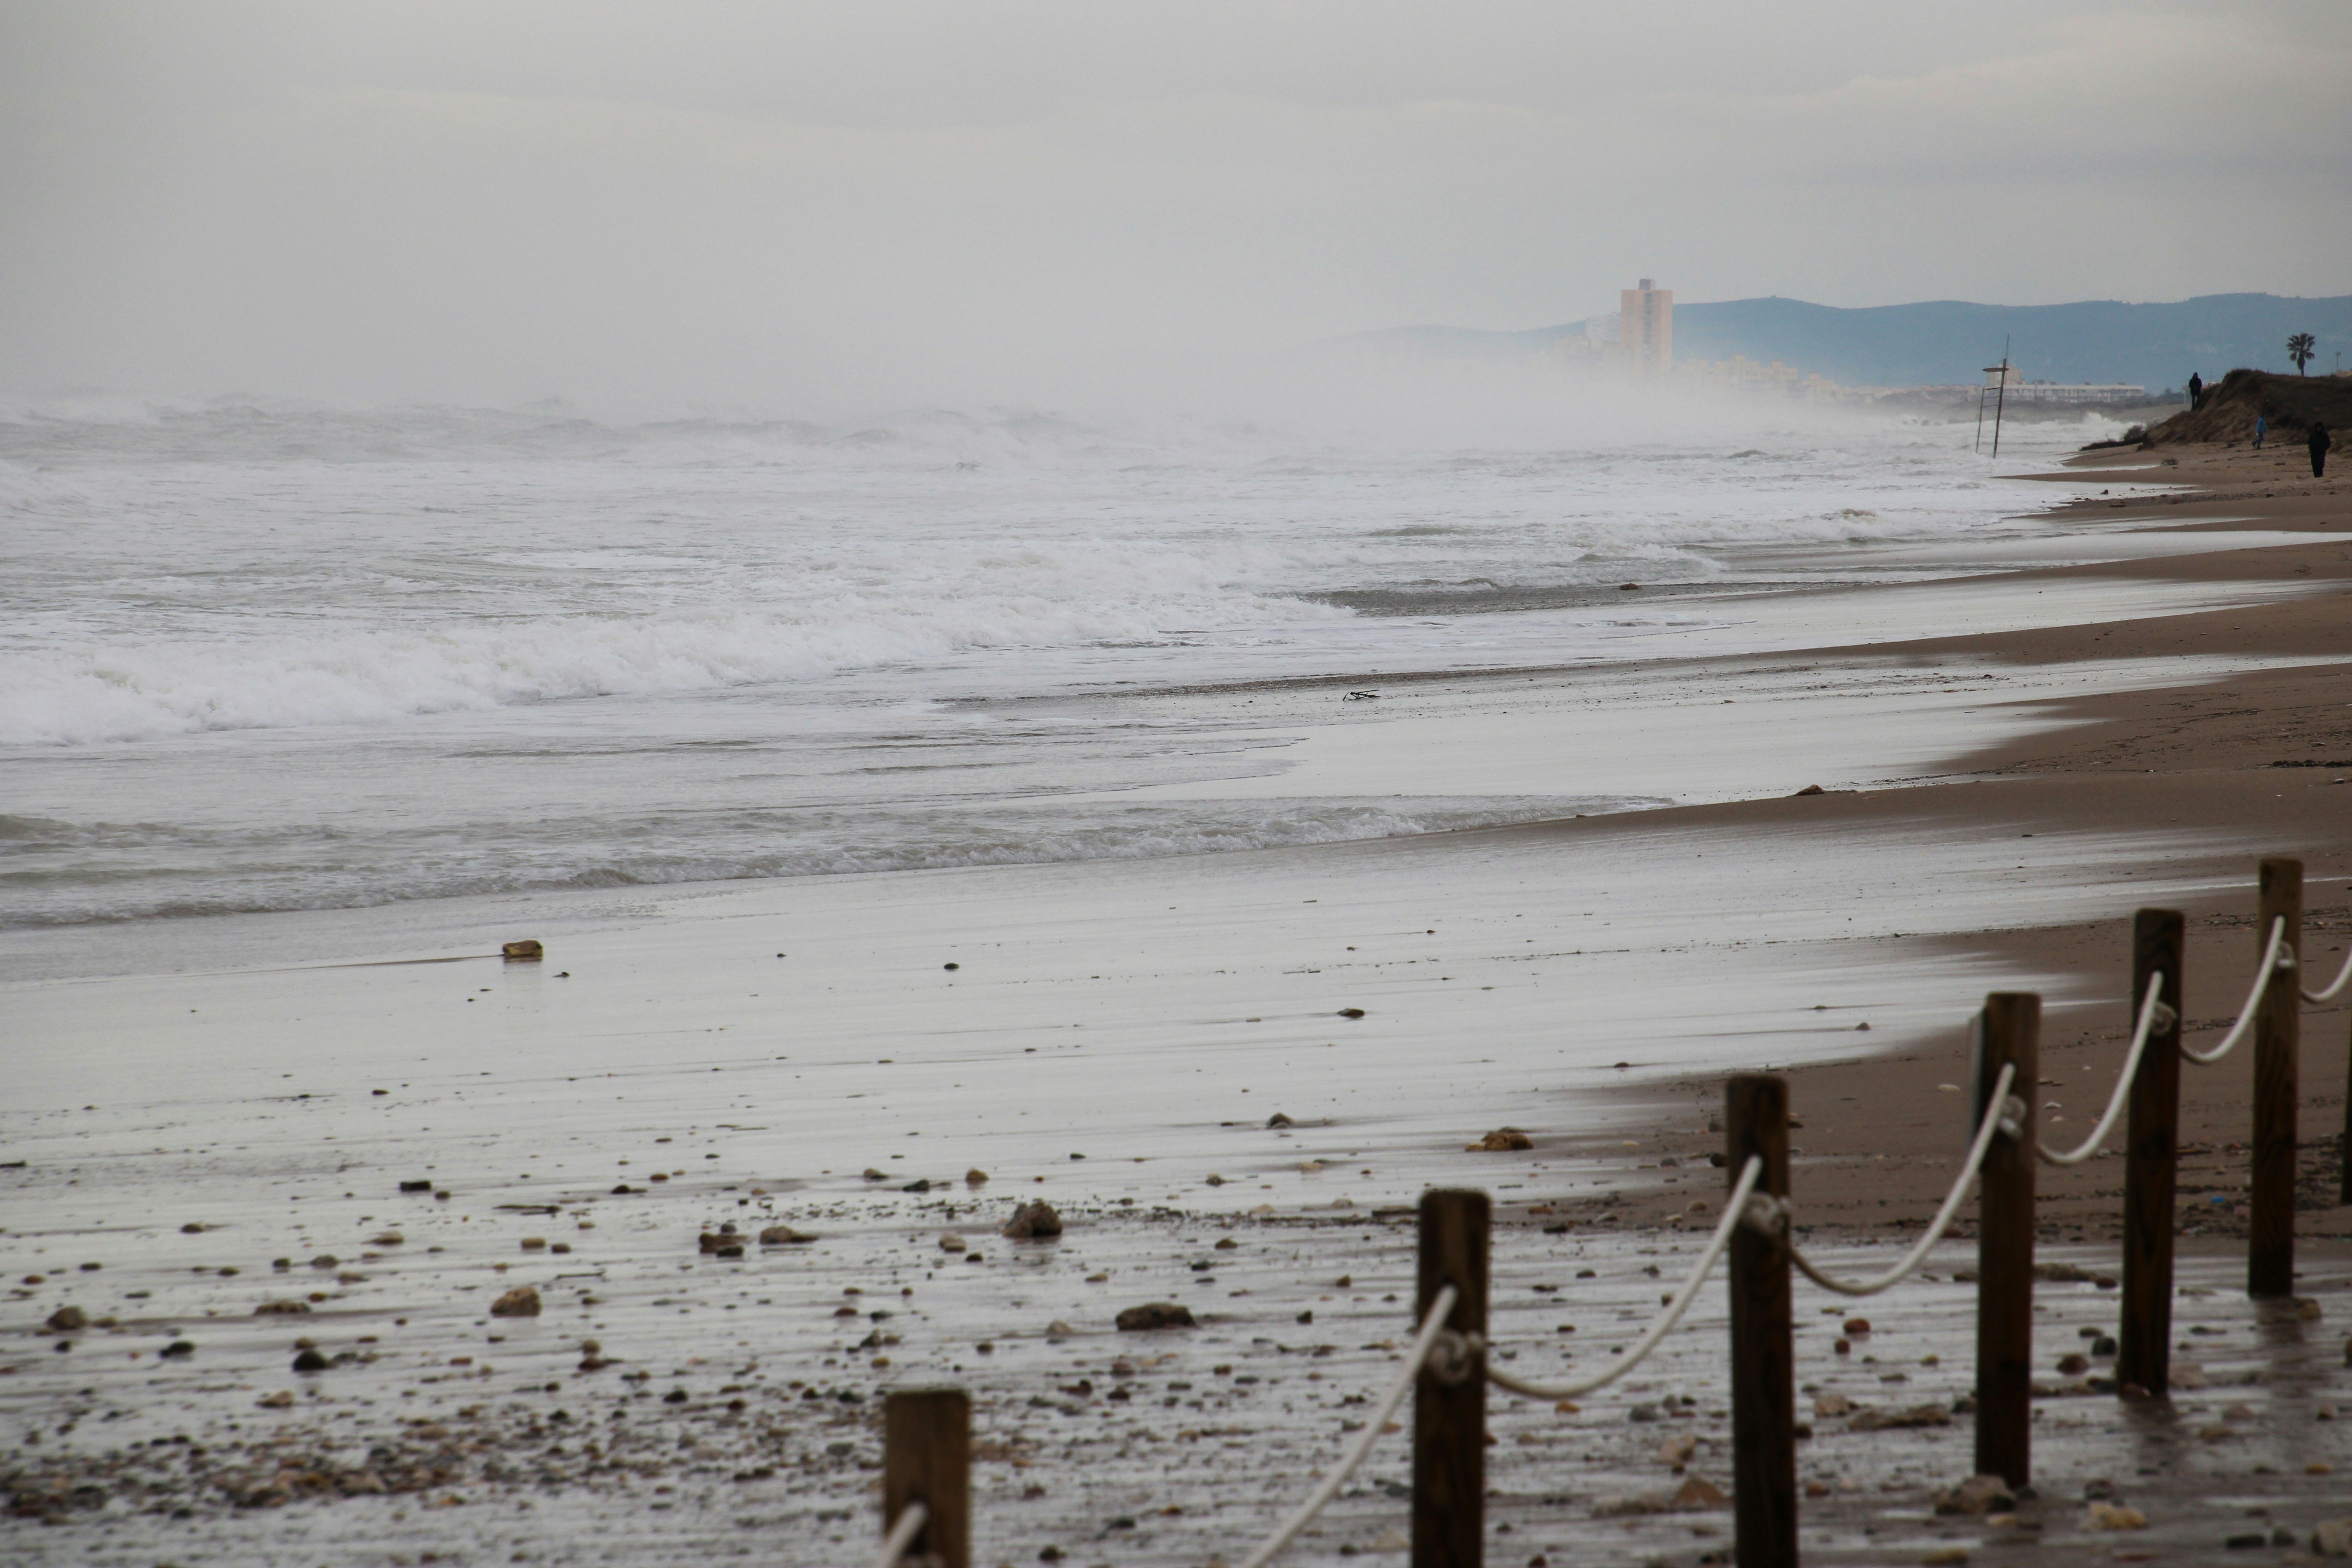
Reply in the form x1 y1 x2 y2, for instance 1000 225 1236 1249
2182 917 2289 1066
870 1501 929 1568
1423 1328 1481 1387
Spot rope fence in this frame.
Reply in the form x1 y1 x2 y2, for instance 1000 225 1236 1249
858 857 2345 1568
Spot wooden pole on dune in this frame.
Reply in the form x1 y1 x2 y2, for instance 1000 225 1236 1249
1413 1189 1487 1568
1975 993 2039 1486
2118 910 2184 1398
1725 1074 1796 1568
2250 857 2302 1298
883 1389 969 1568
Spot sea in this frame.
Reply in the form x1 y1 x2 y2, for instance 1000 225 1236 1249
0 394 2138 933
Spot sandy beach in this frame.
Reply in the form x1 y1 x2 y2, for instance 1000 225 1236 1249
7 439 2352 1565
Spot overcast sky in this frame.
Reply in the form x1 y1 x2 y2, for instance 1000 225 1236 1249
2 1 2346 405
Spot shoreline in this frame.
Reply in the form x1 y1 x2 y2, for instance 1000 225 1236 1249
7 439 2352 1563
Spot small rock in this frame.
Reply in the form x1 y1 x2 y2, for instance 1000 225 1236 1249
1002 1201 1063 1240
44 1306 87 1333
2312 1519 2352 1557
180 1222 207 1234
759 1226 815 1245
1045 1320 1075 1339
502 939 543 961
1849 1403 1950 1432
1934 1475 2016 1516
252 1299 312 1316
1115 1302 1196 1331
1337 1007 1366 1019
520 1238 546 1252
1793 784 1825 797
939 1232 967 1253
399 1180 432 1192
965 1169 988 1185
2056 1353 2090 1376
369 1232 404 1246
1204 1174 1226 1186
1922 1551 1970 1566
1468 1128 1535 1152
159 1340 194 1358
1843 1317 1871 1335
489 1286 541 1318
1812 1392 1853 1417
902 1178 931 1193
2088 1502 2148 1531
310 1255 339 1269
1656 1433 1697 1464
1267 1112 1296 1129
256 1390 294 1409
2092 1334 2118 1356
1668 1475 1728 1510
292 1350 329 1373
2295 1297 2323 1321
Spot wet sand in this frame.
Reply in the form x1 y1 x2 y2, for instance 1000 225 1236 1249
6 441 2352 1563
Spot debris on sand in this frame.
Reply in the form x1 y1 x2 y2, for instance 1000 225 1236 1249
1792 784 1825 797
1114 1303 1195 1331
1847 1403 1951 1432
1266 1112 1296 1129
252 1299 311 1316
1002 1201 1063 1240
43 1307 87 1333
291 1350 329 1373
1336 1007 1366 1019
1934 1475 2016 1515
2088 1501 2148 1530
488 1287 541 1318
1468 1128 1534 1152
1592 1474 1728 1516
501 940 543 961
759 1225 815 1245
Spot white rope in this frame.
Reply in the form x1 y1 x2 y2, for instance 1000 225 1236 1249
2301 942 2352 1005
2182 917 2290 1066
2037 975 2172 1166
870 1500 928 1568
1233 1283 1459 1568
1483 1155 1764 1403
1784 1062 2016 1297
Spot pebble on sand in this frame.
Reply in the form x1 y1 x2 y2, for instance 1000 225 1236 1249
1115 1303 1196 1331
965 1169 989 1185
253 1300 312 1316
759 1226 815 1246
43 1306 88 1333
2087 1502 2148 1530
1337 1007 1367 1019
1468 1128 1535 1152
292 1349 330 1373
939 1233 968 1253
1933 1475 2016 1515
1002 1201 1063 1240
489 1286 541 1318
501 940 543 961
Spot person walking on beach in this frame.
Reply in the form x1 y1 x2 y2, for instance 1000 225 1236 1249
2188 372 2204 410
2311 421 2332 479
2254 414 2267 449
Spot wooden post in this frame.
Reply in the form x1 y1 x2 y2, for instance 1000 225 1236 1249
883 1388 969 1568
1413 1189 1487 1568
1724 1075 1795 1568
2118 910 2184 1398
1974 993 2038 1486
2250 857 2301 1298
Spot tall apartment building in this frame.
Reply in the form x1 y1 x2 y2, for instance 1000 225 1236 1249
1619 278 1673 374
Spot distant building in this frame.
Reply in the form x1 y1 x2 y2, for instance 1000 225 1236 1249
1619 279 1672 375
1982 366 2148 404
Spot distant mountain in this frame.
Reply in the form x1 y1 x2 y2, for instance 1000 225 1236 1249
1320 294 2352 392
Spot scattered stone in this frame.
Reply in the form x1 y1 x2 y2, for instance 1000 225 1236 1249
1843 1317 1871 1335
1002 1201 1063 1240
759 1226 815 1245
399 1180 432 1192
939 1233 967 1254
1045 1320 1075 1340
1266 1112 1296 1129
256 1390 295 1410
1793 784 1825 797
965 1169 989 1186
43 1306 87 1333
1935 1475 2016 1515
697 1232 745 1256
502 940 543 961
252 1299 312 1316
1656 1433 1697 1465
310 1255 339 1269
864 1169 887 1181
1205 1174 1226 1186
1849 1403 1951 1432
1468 1128 1535 1152
1812 1392 1853 1417
489 1286 541 1318
180 1221 207 1234
292 1349 330 1373
1337 1008 1366 1019
1115 1303 1196 1331
2056 1353 2090 1376
2312 1519 2352 1557
2092 1335 2118 1356
1922 1551 1969 1566
902 1179 932 1193
2088 1502 2149 1530
159 1340 194 1358
369 1232 404 1246
2296 1297 2323 1321
520 1238 546 1251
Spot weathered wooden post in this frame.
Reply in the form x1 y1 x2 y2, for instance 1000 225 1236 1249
2251 857 2301 1299
1975 993 2038 1486
883 1388 969 1568
1725 1074 1795 1568
1413 1189 1488 1568
2118 910 2184 1397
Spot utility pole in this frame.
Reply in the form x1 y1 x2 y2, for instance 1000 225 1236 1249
1976 338 2012 457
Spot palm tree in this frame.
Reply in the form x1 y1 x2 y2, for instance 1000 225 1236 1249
2287 332 2316 374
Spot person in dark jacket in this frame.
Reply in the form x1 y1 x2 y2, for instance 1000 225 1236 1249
2312 421 2332 479
2188 372 2204 410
